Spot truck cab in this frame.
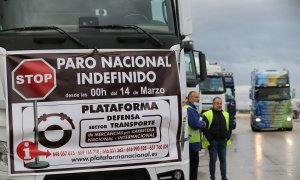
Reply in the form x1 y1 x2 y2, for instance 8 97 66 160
250 69 293 131
222 71 236 127
198 62 226 113
184 42 207 111
0 0 206 180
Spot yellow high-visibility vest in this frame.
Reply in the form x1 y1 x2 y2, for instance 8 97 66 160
183 105 201 143
202 110 231 149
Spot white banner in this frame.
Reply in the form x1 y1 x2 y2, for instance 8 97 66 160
5 50 182 175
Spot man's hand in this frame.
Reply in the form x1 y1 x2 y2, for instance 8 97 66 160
199 118 206 129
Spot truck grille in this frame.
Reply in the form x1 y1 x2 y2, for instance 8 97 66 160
44 168 150 180
258 101 291 122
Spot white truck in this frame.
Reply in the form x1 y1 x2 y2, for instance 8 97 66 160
198 61 226 113
0 0 206 180
185 43 207 112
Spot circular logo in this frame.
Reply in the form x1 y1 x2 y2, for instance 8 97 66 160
16 141 37 160
38 113 75 149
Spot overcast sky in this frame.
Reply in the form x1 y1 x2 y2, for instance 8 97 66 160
190 0 300 109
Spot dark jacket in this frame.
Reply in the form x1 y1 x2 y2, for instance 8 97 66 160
186 102 205 151
202 109 232 142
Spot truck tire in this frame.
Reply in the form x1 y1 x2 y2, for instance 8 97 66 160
251 126 258 132
286 128 293 131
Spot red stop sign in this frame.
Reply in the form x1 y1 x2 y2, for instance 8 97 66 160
12 59 56 100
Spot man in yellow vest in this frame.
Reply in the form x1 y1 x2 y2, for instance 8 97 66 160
183 91 206 180
202 97 232 180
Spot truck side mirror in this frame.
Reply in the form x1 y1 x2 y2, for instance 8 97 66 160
193 50 207 82
198 51 207 81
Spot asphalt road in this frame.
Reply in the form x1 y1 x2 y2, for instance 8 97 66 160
197 113 300 180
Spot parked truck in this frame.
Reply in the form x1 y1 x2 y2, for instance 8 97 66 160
222 71 236 127
0 0 206 180
198 62 226 113
185 46 207 112
249 69 293 131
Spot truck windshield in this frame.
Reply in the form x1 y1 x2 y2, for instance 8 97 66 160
226 87 235 101
0 0 175 34
255 87 291 101
224 76 234 87
199 76 225 94
184 51 197 81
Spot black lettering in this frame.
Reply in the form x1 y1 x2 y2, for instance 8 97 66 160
124 103 132 111
133 103 140 110
96 105 104 112
82 105 89 113
140 103 150 110
151 102 158 110
103 104 110 112
110 104 118 112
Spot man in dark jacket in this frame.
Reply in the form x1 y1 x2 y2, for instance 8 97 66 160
184 91 206 180
202 97 232 180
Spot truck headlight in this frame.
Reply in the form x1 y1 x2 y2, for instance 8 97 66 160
287 117 292 121
157 170 184 180
0 141 8 167
255 118 261 122
173 170 183 180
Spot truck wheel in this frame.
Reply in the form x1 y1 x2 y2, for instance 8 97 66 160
251 126 258 132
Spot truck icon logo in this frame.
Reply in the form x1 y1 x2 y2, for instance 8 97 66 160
37 113 75 149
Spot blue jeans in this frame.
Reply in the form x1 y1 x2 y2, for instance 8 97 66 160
208 139 227 180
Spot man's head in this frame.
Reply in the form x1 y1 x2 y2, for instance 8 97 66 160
212 97 222 111
187 91 200 103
